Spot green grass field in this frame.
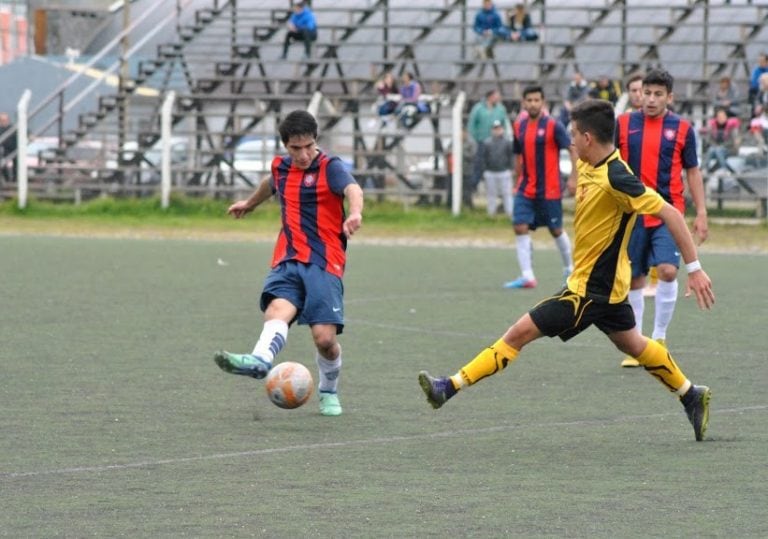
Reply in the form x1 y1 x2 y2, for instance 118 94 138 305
1 234 766 537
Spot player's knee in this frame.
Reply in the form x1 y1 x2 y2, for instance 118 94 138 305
312 333 337 355
657 264 678 281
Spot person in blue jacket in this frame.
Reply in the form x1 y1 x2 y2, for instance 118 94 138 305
281 1 318 60
473 0 508 59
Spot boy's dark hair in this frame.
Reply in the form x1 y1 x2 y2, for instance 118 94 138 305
278 110 318 144
522 84 544 99
570 99 615 144
643 68 674 93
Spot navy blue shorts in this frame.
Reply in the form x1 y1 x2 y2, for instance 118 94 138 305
513 195 563 230
627 221 680 278
260 261 345 334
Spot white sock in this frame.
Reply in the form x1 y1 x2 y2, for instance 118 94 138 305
554 231 573 273
653 279 678 340
628 288 645 334
516 234 535 280
316 346 342 394
252 319 288 364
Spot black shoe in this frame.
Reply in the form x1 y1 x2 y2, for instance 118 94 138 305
681 385 711 441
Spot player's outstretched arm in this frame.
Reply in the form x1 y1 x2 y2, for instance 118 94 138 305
342 183 364 238
227 176 273 219
657 203 715 310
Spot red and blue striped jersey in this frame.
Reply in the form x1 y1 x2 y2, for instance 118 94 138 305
513 115 571 200
615 110 698 227
269 151 356 277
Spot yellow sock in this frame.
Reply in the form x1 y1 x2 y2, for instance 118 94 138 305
636 338 690 394
649 266 659 285
450 338 519 388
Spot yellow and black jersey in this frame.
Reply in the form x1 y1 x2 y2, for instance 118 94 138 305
567 149 665 303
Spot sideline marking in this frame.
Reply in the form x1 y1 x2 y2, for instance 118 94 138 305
3 405 765 479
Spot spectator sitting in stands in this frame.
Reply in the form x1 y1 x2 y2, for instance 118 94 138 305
395 72 429 129
711 76 741 119
375 71 399 117
750 73 768 155
702 107 740 174
588 75 621 105
748 52 768 116
506 3 538 42
473 0 508 59
746 118 768 163
280 1 317 60
751 72 768 118
558 71 589 128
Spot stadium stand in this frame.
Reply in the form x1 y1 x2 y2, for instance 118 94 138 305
0 0 765 215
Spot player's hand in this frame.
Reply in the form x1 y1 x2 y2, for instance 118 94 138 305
343 212 363 238
692 214 708 245
227 200 255 219
684 269 715 310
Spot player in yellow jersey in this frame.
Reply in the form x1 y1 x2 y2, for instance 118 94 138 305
418 99 715 441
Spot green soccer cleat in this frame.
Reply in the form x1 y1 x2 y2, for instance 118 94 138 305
319 392 342 416
213 351 272 379
681 384 711 442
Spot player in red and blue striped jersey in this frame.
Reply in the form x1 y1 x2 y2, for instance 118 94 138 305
214 110 364 416
504 85 578 290
615 69 708 368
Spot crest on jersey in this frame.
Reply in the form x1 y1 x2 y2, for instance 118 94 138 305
663 128 676 141
537 128 546 137
303 173 316 187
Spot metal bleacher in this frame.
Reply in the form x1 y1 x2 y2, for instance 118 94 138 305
1 0 766 213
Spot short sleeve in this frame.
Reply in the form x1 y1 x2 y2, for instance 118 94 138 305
326 158 356 194
554 120 571 150
681 124 699 169
607 159 664 215
512 122 523 154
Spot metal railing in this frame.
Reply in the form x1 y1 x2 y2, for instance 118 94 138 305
0 0 196 161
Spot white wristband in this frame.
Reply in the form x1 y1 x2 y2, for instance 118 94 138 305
685 260 702 273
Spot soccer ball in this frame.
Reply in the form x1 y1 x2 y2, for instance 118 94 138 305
265 361 314 409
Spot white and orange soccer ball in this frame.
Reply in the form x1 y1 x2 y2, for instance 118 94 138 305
264 361 314 409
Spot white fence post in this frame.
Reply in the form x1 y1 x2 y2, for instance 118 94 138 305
451 91 466 217
160 90 176 209
16 89 31 209
308 91 323 117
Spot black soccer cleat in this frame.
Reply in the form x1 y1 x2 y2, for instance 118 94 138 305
681 385 711 441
